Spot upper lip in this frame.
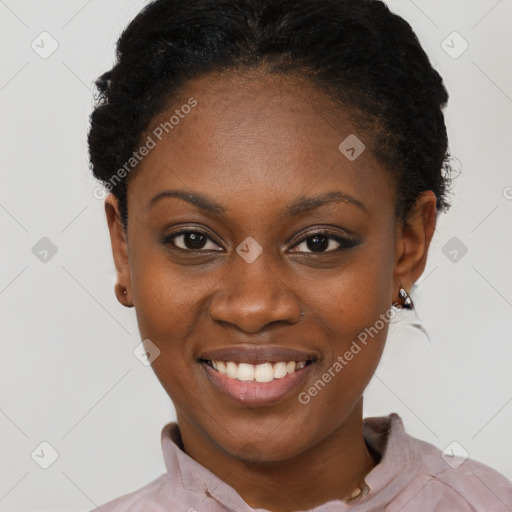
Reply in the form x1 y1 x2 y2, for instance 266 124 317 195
198 345 320 365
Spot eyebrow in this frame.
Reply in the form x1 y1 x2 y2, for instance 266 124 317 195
148 189 367 216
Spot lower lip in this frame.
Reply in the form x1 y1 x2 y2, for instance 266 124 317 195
200 361 314 407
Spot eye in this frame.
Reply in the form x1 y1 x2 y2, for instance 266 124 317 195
163 228 359 254
289 229 359 254
163 230 223 252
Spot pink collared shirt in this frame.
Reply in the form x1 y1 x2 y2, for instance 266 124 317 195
91 413 512 511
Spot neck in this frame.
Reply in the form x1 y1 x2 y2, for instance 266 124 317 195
177 399 378 512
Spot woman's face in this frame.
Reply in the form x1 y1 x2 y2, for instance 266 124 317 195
108 70 434 462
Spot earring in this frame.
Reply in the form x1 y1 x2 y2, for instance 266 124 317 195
115 283 133 307
394 286 414 310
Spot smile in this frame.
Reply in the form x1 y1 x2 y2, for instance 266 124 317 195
203 359 311 382
199 358 315 407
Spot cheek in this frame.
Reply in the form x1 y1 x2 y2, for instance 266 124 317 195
129 253 223 404
295 271 392 434
302 239 395 391
129 240 211 338
133 278 206 361
130 259 204 403
305 240 394 342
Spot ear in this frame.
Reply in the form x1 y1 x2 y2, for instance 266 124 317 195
105 194 133 308
393 191 438 300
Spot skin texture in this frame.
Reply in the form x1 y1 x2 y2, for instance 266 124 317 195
105 70 437 511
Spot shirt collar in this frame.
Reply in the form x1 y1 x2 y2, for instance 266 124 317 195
161 412 420 510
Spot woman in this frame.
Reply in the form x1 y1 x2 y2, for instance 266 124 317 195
88 0 512 510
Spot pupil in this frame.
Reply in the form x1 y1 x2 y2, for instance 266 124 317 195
307 235 328 252
185 232 206 249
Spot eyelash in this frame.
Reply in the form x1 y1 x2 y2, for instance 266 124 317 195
162 228 359 254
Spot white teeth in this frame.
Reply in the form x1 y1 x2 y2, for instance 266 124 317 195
254 362 274 382
226 361 238 379
207 359 309 382
237 363 255 381
286 361 296 374
273 361 288 379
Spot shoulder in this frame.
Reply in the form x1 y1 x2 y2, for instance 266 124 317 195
88 474 173 512
401 432 512 511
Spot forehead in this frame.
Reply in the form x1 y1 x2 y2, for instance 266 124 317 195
129 70 395 220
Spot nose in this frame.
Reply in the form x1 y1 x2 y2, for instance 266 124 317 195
207 251 303 333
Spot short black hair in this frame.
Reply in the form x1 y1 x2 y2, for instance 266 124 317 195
88 0 454 227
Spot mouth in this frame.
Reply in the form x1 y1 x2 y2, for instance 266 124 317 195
199 358 314 381
198 358 316 407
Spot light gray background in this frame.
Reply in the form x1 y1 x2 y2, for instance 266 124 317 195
1 0 511 510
